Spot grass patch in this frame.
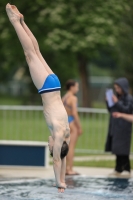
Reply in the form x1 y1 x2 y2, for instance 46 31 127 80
0 95 22 105
0 108 133 153
74 152 112 156
50 160 133 169
0 110 109 151
74 159 133 169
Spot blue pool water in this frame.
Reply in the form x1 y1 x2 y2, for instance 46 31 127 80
0 176 133 200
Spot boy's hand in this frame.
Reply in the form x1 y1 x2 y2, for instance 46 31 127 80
58 182 66 188
58 182 66 193
53 182 66 193
112 95 118 103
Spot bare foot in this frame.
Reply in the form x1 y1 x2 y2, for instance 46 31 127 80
66 170 80 175
58 188 65 193
11 5 24 22
6 3 20 24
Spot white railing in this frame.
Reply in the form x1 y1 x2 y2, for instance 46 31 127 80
0 105 132 154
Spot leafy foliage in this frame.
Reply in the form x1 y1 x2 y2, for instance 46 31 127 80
0 0 133 103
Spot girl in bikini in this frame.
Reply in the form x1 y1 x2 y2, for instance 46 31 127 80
62 80 82 175
6 3 70 193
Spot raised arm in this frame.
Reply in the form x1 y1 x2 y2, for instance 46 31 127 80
60 133 70 183
52 134 66 192
60 157 66 184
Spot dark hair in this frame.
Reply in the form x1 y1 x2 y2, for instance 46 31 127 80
65 79 76 91
50 141 69 159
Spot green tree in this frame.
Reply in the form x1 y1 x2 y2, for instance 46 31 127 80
0 0 78 91
115 1 133 89
0 0 130 106
40 0 125 106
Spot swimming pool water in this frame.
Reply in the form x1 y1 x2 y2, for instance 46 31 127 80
0 176 133 200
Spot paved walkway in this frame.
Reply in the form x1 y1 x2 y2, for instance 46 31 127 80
0 155 133 179
0 166 133 179
49 155 133 162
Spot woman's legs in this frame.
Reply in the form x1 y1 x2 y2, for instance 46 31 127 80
6 4 49 89
115 155 130 173
115 155 122 173
122 155 130 172
66 122 78 174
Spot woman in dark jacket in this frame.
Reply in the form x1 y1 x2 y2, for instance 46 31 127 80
105 77 133 176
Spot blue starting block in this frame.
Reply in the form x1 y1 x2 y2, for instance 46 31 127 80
0 140 49 168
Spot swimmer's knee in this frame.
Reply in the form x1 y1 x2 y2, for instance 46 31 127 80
34 46 40 53
24 53 30 63
24 50 36 63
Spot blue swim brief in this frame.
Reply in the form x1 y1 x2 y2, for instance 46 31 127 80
38 74 61 94
68 116 74 123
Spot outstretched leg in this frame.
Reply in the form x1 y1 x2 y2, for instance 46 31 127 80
6 3 49 89
21 19 54 75
12 5 53 74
